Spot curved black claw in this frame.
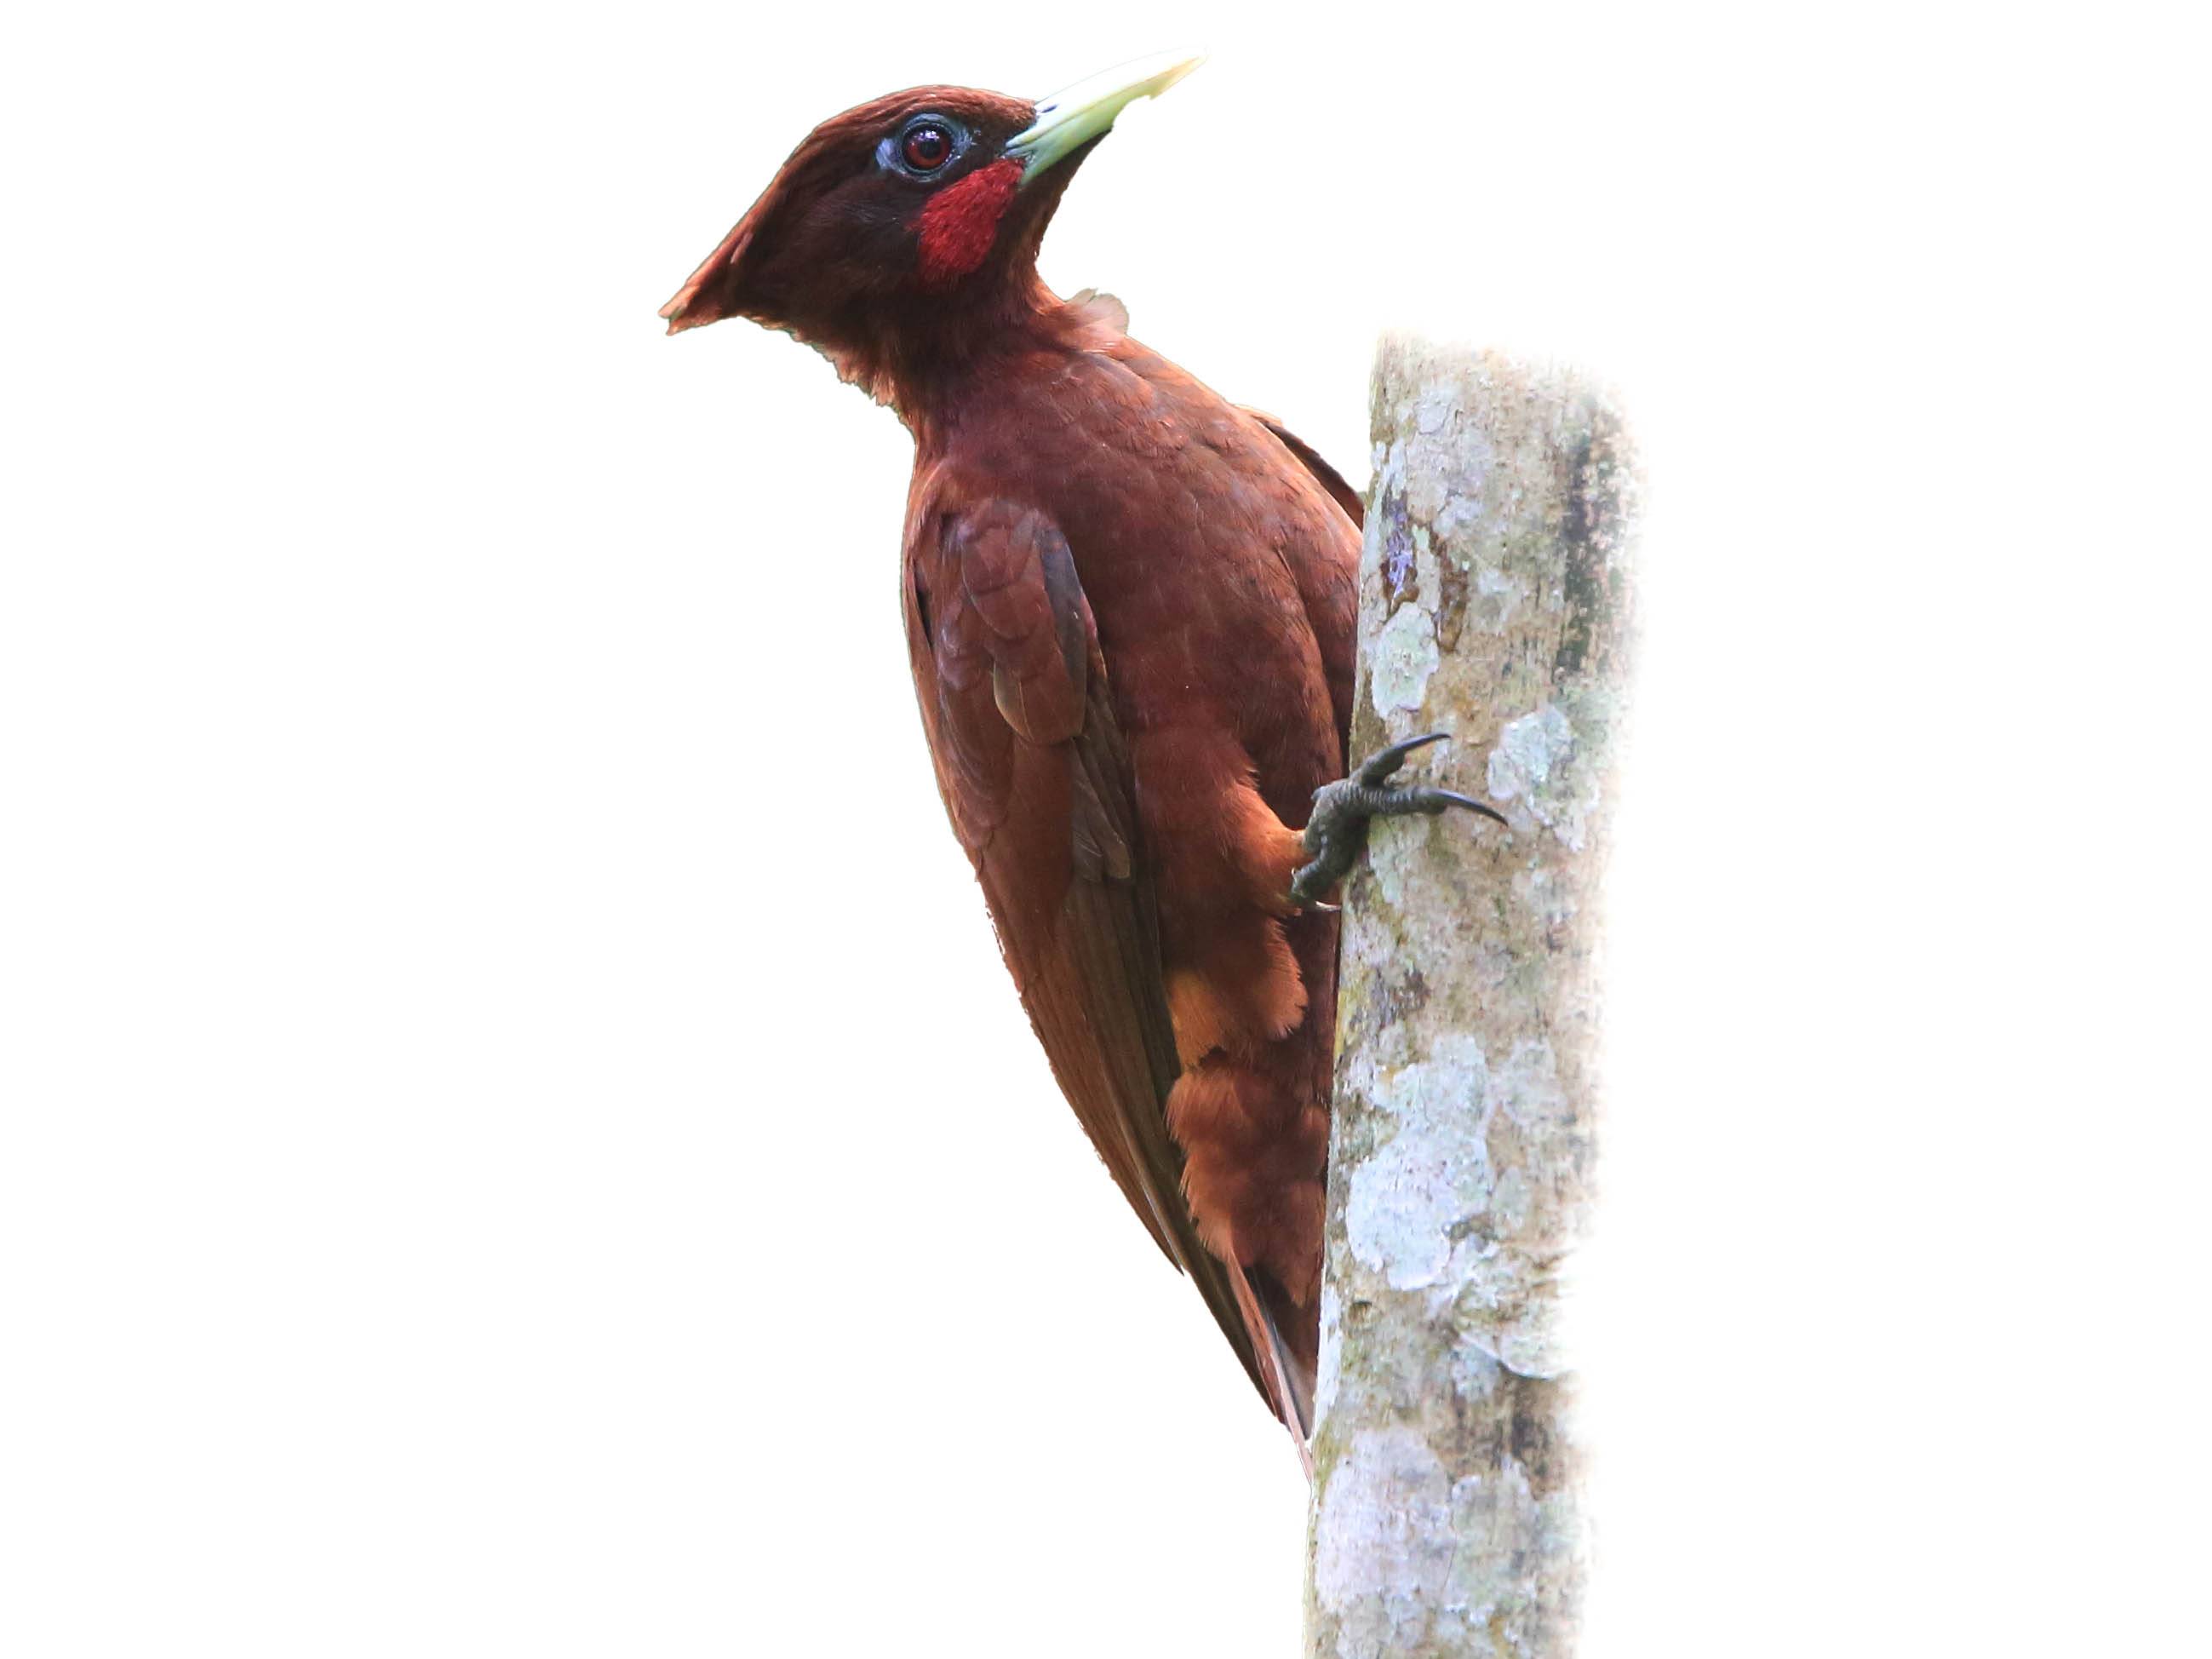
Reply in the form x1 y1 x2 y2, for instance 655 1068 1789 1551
1290 732 1507 909
1353 729 1451 785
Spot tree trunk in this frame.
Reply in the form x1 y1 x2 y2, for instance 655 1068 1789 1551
1304 340 1639 1659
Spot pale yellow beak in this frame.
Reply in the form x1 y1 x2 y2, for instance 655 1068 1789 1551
1006 50 1206 183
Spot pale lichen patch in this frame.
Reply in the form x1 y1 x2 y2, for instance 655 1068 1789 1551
1494 1038 1568 1132
1445 1456 1547 1647
1450 1331 1504 1404
1471 565 1524 632
1434 491 1485 562
1512 861 1578 942
1486 703 1573 807
1344 1119 1492 1290
1364 802 1470 915
1487 1164 1533 1235
1494 1302 1573 1382
1367 816 1419 910
1345 1038 1493 1290
1402 410 1491 526
1314 1427 1454 1656
1369 604 1441 715
1485 697 1606 852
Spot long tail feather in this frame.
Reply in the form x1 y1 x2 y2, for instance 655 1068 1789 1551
1226 1259 1315 1478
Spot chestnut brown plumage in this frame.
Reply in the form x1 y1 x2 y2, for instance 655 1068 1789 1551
662 61 1372 1446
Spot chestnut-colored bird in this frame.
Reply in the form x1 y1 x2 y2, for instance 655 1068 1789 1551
663 55 1494 1453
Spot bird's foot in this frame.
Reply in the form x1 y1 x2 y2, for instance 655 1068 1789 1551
1290 732 1506 910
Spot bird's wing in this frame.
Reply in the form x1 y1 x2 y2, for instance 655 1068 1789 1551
1241 408 1367 530
903 495 1267 1404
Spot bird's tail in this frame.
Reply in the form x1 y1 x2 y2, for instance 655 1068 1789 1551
1226 1259 1315 1478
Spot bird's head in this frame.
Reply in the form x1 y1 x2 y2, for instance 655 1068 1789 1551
659 53 1202 389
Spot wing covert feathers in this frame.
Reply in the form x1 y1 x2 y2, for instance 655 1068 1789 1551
906 498 1268 1405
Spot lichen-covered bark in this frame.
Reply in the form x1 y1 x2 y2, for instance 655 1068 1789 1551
1304 341 1638 1659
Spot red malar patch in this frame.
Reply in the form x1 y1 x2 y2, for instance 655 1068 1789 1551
914 159 1023 289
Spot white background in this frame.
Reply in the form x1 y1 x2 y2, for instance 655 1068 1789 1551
4 3 2205 1655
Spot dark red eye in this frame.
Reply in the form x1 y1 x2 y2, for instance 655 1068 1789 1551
902 124 953 171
